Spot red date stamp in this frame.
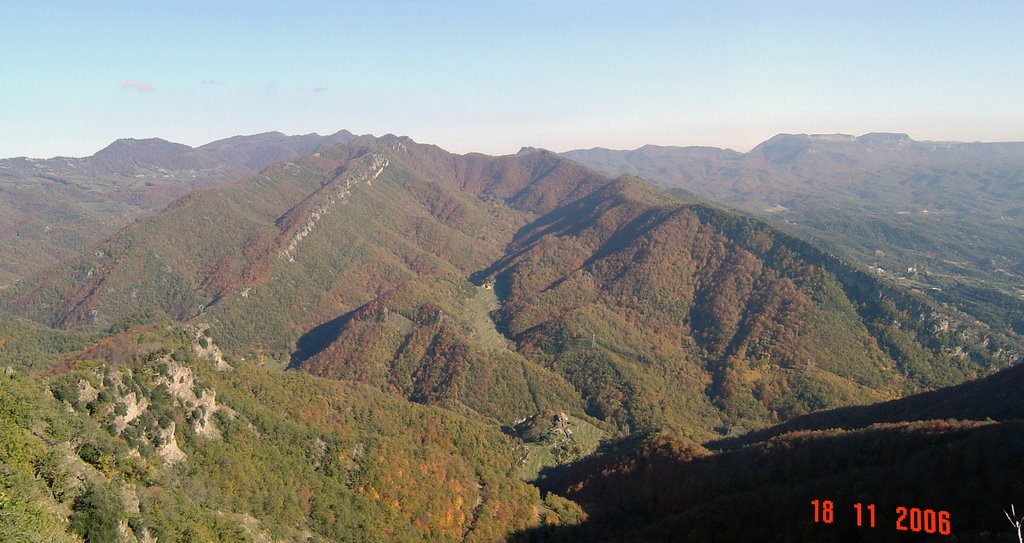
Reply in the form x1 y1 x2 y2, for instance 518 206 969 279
811 499 951 535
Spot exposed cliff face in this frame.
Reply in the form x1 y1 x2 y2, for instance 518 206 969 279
193 326 231 371
156 358 229 441
278 152 390 262
2 323 573 542
58 328 231 467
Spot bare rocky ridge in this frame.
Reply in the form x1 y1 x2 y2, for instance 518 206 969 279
279 152 390 262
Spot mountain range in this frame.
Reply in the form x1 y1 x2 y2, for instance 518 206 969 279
565 133 1024 336
0 130 356 285
1 130 1022 542
4 134 1018 438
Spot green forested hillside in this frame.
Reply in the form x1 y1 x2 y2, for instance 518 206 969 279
0 312 90 371
0 324 580 542
710 354 1024 449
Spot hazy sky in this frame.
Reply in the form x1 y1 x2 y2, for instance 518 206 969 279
3 1 1023 158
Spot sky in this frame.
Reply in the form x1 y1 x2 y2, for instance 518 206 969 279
2 0 1023 158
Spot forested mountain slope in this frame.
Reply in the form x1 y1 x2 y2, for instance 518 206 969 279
469 175 1021 436
0 130 356 285
523 421 1024 542
565 134 1024 336
0 324 577 542
4 136 1018 442
711 353 1024 449
524 360 1024 542
3 132 1023 543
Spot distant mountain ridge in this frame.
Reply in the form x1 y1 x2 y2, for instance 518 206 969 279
564 133 1024 336
2 129 358 175
0 130 358 285
567 132 1024 186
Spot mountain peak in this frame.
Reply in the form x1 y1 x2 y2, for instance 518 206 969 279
750 132 908 163
94 137 191 157
856 132 912 144
748 134 819 163
90 137 195 172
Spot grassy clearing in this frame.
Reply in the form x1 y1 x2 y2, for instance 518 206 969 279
520 415 604 481
465 286 513 352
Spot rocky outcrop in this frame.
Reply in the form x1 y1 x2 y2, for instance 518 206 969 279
279 152 389 262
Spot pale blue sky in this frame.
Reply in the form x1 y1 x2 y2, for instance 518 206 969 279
2 1 1023 158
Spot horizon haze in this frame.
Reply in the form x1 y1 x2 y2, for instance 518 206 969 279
3 1 1023 158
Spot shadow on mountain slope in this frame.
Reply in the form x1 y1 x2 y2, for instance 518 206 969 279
508 420 1024 542
288 307 359 368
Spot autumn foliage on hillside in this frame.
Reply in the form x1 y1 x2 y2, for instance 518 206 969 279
299 275 589 425
1 324 581 542
522 420 1024 542
479 177 981 438
4 135 1018 446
